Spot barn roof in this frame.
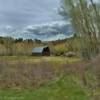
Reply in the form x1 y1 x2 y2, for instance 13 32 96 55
32 46 48 53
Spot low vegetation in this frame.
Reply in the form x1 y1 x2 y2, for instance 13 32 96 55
0 55 99 100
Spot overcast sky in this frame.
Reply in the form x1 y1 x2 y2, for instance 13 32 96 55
0 0 63 28
0 0 99 40
0 0 99 27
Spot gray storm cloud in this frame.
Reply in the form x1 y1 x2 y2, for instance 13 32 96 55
0 0 76 40
0 0 62 27
0 0 98 41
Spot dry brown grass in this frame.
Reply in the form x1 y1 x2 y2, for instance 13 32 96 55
0 61 56 89
0 55 99 100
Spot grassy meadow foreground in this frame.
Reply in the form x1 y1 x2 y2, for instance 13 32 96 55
0 37 99 100
0 56 100 100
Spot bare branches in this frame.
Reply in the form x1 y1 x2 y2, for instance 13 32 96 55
61 0 100 59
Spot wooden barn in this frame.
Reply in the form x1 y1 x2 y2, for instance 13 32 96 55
32 46 50 56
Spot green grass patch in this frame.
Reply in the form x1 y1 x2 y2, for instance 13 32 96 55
0 75 89 100
0 56 80 63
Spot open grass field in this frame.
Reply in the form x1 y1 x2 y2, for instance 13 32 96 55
0 56 99 100
0 56 80 65
0 75 89 100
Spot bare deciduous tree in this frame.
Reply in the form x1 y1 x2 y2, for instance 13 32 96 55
61 0 100 59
